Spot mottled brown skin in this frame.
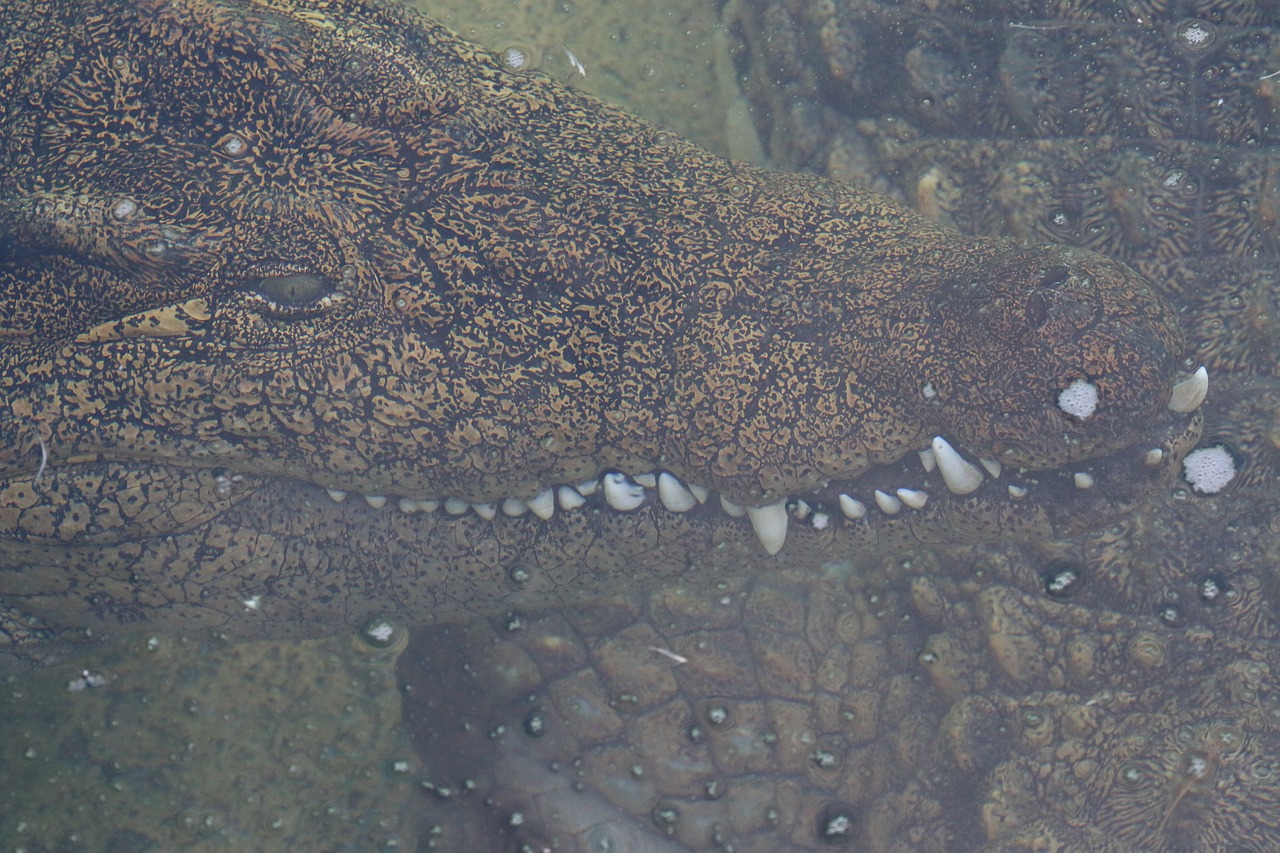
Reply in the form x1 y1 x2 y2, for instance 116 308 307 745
383 2 1280 850
0 0 1197 652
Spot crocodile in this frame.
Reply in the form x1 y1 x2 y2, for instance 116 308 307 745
0 0 1204 654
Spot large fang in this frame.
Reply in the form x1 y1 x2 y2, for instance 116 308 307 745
746 501 788 555
931 436 984 495
1168 366 1208 413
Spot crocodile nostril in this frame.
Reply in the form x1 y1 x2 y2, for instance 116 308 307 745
250 272 332 307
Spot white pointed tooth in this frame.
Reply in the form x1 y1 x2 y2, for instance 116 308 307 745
1073 472 1094 489
657 472 697 512
746 501 788 555
874 490 902 514
527 488 556 520
603 472 646 511
791 499 812 519
688 483 710 503
501 497 529 517
838 494 866 519
1145 448 1165 466
326 488 348 503
1007 485 1027 499
398 498 421 514
473 502 497 520
633 472 658 488
979 457 1002 478
918 448 936 472
930 436 985 495
576 479 598 496
1168 366 1208 413
896 488 929 509
364 495 387 509
719 495 747 517
811 511 830 530
444 497 470 515
557 486 586 511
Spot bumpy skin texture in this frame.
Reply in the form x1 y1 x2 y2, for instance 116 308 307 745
0 0 1196 651
382 2 1280 851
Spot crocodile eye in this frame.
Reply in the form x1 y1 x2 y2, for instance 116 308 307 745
249 272 333 311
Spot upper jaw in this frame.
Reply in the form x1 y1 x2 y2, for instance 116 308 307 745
0 353 1209 560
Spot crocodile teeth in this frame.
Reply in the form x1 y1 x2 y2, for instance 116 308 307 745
444 497 469 515
325 488 347 503
398 498 423 513
1073 472 1094 489
557 486 586 511
931 436 984 495
719 496 746 518
603 472 646 511
576 479 599 496
874 490 901 514
979 457 1002 477
746 501 788 555
918 449 936 472
896 488 928 509
526 488 556 520
364 495 387 509
501 497 529 517
657 472 696 512
688 483 710 503
473 502 497 520
1168 366 1208 413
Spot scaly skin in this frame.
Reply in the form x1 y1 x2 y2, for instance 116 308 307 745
0 0 1200 648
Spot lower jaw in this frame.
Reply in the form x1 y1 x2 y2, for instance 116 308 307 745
0 409 1197 644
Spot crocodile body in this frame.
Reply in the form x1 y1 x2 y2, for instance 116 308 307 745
0 0 1200 649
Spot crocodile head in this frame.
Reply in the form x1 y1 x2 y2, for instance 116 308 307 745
0 0 1203 643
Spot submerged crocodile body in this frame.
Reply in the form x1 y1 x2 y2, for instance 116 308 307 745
0 0 1203 651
